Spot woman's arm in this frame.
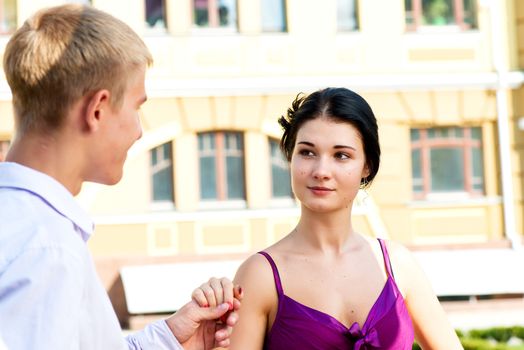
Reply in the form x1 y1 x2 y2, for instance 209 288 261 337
389 242 463 350
228 253 278 350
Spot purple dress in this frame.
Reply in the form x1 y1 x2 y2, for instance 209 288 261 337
258 239 414 349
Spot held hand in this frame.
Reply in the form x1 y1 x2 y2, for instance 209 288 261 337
165 300 233 349
192 277 243 323
165 278 243 350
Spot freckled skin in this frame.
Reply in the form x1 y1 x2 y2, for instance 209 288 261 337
229 89 463 350
290 118 369 215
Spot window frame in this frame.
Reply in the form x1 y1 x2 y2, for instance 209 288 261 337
268 138 294 203
0 0 17 35
145 0 168 32
192 0 238 32
337 0 360 32
150 141 175 207
67 0 92 4
261 0 288 33
405 0 477 32
410 126 484 200
198 131 246 208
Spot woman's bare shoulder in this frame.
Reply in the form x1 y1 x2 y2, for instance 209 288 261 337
382 239 417 266
234 251 279 311
235 234 293 286
380 238 426 295
235 251 274 278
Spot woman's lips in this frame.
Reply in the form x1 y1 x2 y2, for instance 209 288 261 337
308 186 334 195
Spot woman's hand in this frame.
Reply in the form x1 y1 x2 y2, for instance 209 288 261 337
165 277 243 350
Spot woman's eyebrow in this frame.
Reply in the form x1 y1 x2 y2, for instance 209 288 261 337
334 145 357 151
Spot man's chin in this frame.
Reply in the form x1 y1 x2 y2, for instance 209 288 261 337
87 173 123 186
105 172 124 185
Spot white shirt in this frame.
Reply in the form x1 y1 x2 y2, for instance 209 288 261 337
0 162 182 350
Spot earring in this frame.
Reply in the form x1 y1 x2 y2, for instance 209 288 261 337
358 178 369 205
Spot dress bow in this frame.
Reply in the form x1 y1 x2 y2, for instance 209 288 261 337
348 323 381 349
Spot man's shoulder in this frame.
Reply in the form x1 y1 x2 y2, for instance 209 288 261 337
0 188 88 269
0 185 79 227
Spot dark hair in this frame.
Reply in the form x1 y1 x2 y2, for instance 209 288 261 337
278 87 380 187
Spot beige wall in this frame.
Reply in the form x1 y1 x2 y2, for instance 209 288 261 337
514 1 524 239
517 0 524 67
1 0 522 258
511 88 524 246
133 5 495 79
0 102 14 138
85 86 507 256
2 1 514 76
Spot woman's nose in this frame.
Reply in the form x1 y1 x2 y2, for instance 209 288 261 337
312 157 331 180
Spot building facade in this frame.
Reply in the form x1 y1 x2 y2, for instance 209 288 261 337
0 1 523 310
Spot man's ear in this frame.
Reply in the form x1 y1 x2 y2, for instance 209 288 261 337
84 89 111 132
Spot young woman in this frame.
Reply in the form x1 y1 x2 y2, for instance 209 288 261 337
227 88 463 349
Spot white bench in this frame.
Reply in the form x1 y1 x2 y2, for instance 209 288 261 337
120 248 524 315
120 260 243 314
413 248 524 297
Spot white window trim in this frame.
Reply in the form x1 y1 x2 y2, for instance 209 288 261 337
198 199 247 210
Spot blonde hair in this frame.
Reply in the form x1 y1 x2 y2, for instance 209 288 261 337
3 4 153 134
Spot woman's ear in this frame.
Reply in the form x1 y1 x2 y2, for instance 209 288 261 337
362 163 371 179
84 89 111 132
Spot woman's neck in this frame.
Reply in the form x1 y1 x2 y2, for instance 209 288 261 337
293 207 359 255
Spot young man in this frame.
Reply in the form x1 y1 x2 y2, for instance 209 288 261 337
0 4 240 349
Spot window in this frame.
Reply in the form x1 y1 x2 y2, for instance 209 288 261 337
405 0 477 31
0 0 16 34
0 140 9 162
269 139 292 198
66 0 91 4
145 0 167 30
410 127 484 199
337 0 359 31
198 131 245 201
150 142 174 203
193 0 237 29
262 0 287 32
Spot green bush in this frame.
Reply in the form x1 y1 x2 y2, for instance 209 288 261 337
468 326 524 343
511 326 524 340
411 326 524 350
469 327 514 343
461 337 511 350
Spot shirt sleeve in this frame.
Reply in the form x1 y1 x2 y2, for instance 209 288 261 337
0 245 85 350
125 319 183 350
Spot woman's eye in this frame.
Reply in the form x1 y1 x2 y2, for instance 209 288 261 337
299 149 314 156
335 152 350 160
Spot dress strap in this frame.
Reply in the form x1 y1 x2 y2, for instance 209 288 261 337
257 251 284 296
377 238 395 279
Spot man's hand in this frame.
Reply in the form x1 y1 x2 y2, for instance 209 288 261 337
165 278 242 349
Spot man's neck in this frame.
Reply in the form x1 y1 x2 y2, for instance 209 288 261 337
6 132 84 195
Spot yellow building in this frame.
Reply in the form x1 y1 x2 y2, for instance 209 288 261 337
0 0 523 326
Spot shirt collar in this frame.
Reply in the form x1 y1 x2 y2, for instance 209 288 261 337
0 162 94 241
